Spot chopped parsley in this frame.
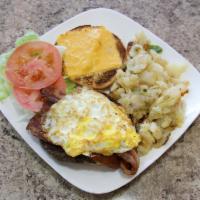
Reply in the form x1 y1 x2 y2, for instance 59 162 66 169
149 44 163 54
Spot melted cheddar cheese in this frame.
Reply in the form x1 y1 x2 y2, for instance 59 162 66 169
56 26 123 79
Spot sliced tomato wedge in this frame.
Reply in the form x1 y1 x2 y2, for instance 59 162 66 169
13 77 66 112
6 41 62 89
41 76 66 100
13 87 43 112
51 76 66 96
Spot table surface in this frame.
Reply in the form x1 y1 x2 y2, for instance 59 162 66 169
0 0 200 199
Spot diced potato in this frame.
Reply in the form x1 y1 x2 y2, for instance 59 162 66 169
166 63 187 78
107 32 188 156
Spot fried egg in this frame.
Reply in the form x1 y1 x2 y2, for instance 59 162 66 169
43 88 140 157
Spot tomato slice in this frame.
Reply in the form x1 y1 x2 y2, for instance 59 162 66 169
51 76 66 97
41 76 66 100
13 87 43 112
6 41 62 89
13 76 66 112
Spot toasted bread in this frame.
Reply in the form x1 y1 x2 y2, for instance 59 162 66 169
56 25 126 89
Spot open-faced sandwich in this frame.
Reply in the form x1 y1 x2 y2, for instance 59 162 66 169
56 25 126 89
0 26 188 176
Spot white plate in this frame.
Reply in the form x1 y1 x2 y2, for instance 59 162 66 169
1 8 200 194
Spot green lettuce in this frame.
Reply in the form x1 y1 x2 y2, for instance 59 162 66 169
15 31 39 47
65 78 77 94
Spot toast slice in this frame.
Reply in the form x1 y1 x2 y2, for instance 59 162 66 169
56 25 126 89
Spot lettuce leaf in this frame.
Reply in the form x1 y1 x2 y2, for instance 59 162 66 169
15 31 39 47
65 78 77 94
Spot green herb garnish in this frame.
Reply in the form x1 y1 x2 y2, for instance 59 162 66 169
65 78 77 94
149 44 163 54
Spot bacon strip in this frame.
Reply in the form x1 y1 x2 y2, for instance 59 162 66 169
26 112 48 141
90 149 139 175
90 154 120 169
118 149 139 175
